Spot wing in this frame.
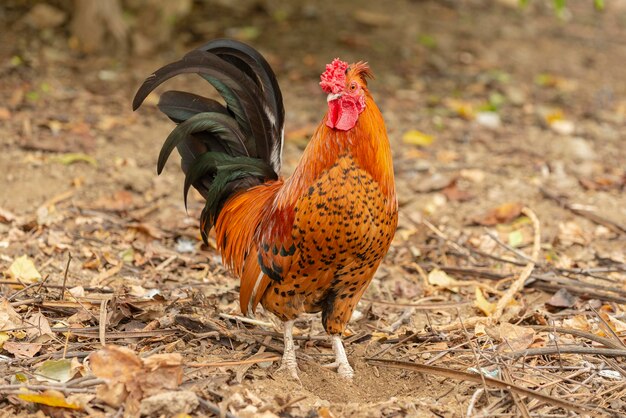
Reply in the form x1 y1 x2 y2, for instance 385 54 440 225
246 206 299 314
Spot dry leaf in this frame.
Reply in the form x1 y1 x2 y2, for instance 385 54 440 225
402 130 434 147
442 181 474 202
91 346 143 416
0 107 11 121
444 98 475 120
473 202 523 226
127 222 164 239
427 269 459 293
90 345 183 417
318 407 337 418
140 353 184 396
353 10 392 27
6 255 42 283
92 190 136 211
557 221 588 247
69 286 86 298
495 323 535 352
0 332 9 348
414 173 455 193
546 288 577 309
475 322 487 337
507 230 523 248
475 288 495 316
3 341 42 358
18 390 81 410
579 175 624 191
25 312 54 339
459 169 486 183
0 297 23 330
0 207 16 223
90 345 143 382
599 312 626 333
139 391 198 417
562 315 591 331
34 359 77 383
52 153 97 166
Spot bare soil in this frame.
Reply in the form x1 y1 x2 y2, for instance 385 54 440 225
1 1 625 417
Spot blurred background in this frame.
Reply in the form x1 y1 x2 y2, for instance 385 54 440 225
0 1 625 416
0 0 624 219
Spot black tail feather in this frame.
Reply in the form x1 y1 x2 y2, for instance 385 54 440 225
157 112 250 175
197 39 285 167
132 39 284 236
158 90 229 123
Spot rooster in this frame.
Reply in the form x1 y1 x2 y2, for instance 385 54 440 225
133 39 397 379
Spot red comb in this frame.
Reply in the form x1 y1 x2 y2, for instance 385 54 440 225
320 58 348 94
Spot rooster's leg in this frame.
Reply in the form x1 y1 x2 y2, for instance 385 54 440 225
276 320 300 381
323 335 354 379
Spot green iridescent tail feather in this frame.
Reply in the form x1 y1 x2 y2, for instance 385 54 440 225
132 39 284 240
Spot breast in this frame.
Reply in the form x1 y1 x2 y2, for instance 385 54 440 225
293 155 396 267
260 155 397 320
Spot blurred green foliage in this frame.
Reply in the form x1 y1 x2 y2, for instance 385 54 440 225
519 0 604 16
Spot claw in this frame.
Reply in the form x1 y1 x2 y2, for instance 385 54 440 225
275 361 300 382
325 335 354 379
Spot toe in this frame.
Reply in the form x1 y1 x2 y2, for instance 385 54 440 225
275 364 302 384
337 363 354 379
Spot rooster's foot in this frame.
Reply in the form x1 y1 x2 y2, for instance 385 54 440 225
324 335 354 379
275 320 301 383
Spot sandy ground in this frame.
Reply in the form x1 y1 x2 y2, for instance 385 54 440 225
1 1 625 416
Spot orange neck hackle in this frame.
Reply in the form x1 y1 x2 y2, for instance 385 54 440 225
279 90 396 209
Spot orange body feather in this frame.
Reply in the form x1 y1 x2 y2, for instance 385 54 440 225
133 41 392 377
215 64 397 334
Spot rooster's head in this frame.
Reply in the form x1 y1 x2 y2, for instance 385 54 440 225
320 58 372 131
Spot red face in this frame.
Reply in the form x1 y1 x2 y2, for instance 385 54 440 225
320 59 366 131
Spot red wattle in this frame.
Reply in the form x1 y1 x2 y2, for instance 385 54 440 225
326 99 340 129
326 98 361 131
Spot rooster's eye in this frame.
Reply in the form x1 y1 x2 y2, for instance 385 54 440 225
349 82 358 91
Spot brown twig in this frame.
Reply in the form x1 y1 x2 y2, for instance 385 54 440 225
188 355 281 368
492 207 541 321
59 328 178 339
505 346 626 360
59 252 72 300
0 281 113 293
198 397 238 418
458 312 492 405
403 213 479 264
10 297 42 307
241 329 328 341
434 316 486 332
540 187 626 234
590 306 626 349
502 366 531 418
436 266 511 281
99 299 108 346
530 280 626 304
362 298 472 309
484 228 538 265
365 358 599 414
277 395 307 413
0 384 94 394
219 313 273 328
465 387 484 417
8 278 47 302
526 325 623 350
385 308 415 333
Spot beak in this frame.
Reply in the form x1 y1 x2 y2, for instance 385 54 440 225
327 93 342 102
